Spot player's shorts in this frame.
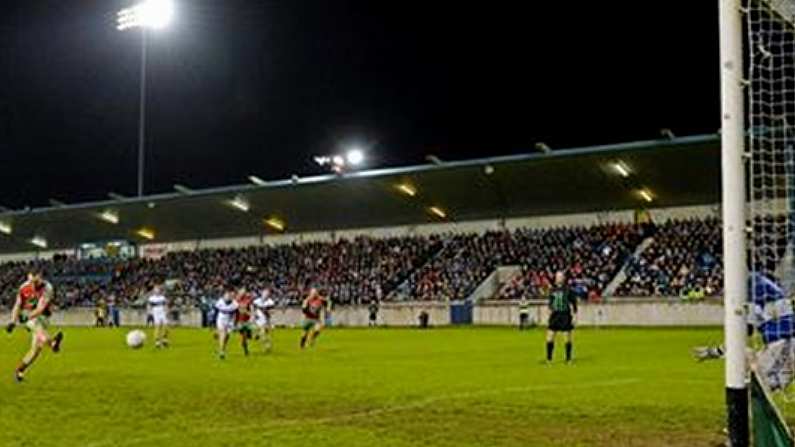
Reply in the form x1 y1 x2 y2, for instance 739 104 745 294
757 338 795 391
24 315 49 333
152 311 168 326
237 321 255 336
302 318 320 331
216 315 235 332
255 314 271 329
548 311 573 332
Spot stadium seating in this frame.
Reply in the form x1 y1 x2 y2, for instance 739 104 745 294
614 217 723 297
0 217 739 307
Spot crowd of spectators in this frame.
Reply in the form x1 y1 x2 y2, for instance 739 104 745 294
494 223 646 301
615 217 723 297
391 223 645 301
2 215 780 308
0 235 443 309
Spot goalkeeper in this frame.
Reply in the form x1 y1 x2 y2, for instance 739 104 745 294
694 271 795 391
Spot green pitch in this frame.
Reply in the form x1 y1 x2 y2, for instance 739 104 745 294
0 327 725 446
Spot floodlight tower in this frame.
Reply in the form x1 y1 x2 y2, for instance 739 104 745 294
117 0 174 197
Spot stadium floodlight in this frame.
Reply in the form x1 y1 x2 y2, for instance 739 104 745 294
428 206 447 219
638 189 654 203
332 155 345 167
30 236 47 249
248 175 267 186
264 217 285 232
117 0 174 31
0 222 11 235
117 1 174 197
99 210 120 225
346 148 364 166
136 228 155 240
613 162 630 178
228 196 250 213
396 184 417 197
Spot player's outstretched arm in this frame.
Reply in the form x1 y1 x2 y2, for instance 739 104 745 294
7 294 23 332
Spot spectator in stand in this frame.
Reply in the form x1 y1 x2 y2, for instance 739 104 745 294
615 217 723 298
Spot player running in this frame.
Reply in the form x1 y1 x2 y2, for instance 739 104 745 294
214 289 239 360
235 287 255 356
6 271 63 382
147 285 170 348
545 271 577 364
300 288 326 349
253 288 276 353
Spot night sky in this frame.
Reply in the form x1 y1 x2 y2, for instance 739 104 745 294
0 1 719 209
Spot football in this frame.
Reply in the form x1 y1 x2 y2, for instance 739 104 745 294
125 330 146 349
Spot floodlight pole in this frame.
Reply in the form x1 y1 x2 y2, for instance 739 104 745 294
138 28 148 197
719 0 749 446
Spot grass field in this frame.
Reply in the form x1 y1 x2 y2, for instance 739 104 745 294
0 326 726 447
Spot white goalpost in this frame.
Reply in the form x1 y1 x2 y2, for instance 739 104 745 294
720 1 750 445
722 1 795 445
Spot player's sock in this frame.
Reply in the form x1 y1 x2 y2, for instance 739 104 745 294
565 342 572 362
50 332 63 353
300 334 308 349
546 341 554 361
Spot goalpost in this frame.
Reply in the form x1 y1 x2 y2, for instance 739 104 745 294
722 1 795 445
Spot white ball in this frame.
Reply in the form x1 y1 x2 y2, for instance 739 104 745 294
126 330 147 349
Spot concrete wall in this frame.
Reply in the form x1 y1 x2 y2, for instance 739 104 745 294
474 300 723 326
0 300 722 328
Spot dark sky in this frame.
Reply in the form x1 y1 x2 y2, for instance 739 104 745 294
0 1 719 209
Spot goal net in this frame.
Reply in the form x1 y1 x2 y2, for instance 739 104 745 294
746 0 795 444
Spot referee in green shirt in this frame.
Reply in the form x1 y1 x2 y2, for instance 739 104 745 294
546 271 577 363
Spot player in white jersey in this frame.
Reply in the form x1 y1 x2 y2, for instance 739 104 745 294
253 288 276 353
215 289 239 360
147 286 170 348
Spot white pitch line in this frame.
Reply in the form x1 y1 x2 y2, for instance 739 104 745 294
86 377 641 447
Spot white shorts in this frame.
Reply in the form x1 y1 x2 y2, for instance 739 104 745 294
757 338 795 391
255 314 271 329
152 311 168 326
216 315 235 332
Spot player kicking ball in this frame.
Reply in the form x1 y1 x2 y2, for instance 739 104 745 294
147 285 170 348
253 288 276 353
6 271 63 382
545 271 577 364
214 289 239 360
300 288 326 349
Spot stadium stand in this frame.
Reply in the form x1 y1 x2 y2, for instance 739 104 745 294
614 217 723 298
0 221 658 308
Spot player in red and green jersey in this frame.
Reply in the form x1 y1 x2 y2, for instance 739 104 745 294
6 270 64 382
235 288 255 356
300 288 327 349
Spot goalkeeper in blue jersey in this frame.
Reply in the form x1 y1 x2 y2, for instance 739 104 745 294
694 271 795 391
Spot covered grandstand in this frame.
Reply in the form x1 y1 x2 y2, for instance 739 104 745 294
0 134 719 255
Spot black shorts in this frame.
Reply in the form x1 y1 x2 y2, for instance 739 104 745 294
548 311 573 332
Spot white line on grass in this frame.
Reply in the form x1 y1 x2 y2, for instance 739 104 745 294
86 378 641 447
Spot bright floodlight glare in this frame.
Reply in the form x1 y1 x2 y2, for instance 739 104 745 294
346 148 364 166
117 0 174 30
0 222 11 235
639 189 654 203
332 155 345 167
31 236 47 249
